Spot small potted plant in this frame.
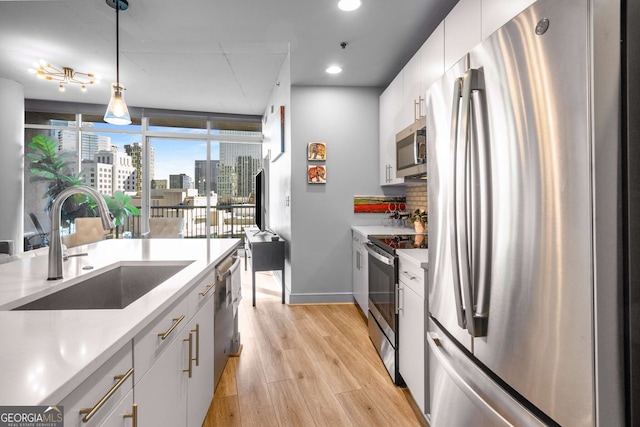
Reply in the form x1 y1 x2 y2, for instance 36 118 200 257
410 208 428 233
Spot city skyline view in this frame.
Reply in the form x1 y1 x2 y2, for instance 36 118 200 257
92 122 221 182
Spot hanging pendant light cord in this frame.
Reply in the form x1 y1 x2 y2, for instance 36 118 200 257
115 0 120 87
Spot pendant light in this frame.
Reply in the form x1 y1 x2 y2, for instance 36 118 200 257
104 0 131 125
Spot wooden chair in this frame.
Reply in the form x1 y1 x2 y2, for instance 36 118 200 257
143 218 184 239
62 217 110 248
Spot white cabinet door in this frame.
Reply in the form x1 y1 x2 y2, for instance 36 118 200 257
352 231 368 317
99 389 135 427
420 22 445 94
481 0 537 40
444 0 482 70
402 51 423 129
60 345 133 427
187 295 215 427
133 298 189 384
399 281 426 414
135 329 188 427
379 73 404 185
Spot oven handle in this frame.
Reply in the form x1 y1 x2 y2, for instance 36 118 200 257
365 242 394 266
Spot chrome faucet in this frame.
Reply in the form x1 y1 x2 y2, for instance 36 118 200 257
47 186 115 280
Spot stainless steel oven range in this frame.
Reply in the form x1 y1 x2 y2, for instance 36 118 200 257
366 234 426 385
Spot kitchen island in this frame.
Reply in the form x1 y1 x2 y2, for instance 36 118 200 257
0 238 240 415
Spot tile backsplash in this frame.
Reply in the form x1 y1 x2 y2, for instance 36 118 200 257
405 183 428 216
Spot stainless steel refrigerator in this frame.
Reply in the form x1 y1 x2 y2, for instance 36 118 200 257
426 0 628 425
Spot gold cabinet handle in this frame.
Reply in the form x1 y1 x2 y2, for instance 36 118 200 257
183 333 193 378
157 315 185 340
198 284 214 297
79 368 133 422
192 324 200 366
123 403 138 427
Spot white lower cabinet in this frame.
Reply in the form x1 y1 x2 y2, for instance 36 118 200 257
186 294 215 427
398 253 428 415
352 230 368 317
60 344 133 427
99 389 135 427
135 327 188 426
59 263 219 427
134 266 216 427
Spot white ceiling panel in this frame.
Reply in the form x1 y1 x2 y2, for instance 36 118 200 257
0 0 458 116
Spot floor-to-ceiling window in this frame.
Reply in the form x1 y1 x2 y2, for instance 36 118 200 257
23 105 262 245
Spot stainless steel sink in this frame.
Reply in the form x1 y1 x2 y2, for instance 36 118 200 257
13 261 192 310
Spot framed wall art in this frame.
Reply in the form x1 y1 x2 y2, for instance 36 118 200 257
353 195 407 213
308 165 326 184
307 142 326 160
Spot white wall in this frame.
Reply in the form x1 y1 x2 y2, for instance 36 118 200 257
0 78 24 252
288 86 401 303
263 63 403 302
263 53 292 297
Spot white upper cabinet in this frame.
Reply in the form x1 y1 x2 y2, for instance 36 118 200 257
401 50 423 129
420 22 445 95
444 0 482 70
481 0 538 40
379 73 405 185
379 0 537 186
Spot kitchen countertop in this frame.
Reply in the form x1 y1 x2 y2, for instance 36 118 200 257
351 225 423 236
397 248 429 269
352 225 429 268
0 238 240 406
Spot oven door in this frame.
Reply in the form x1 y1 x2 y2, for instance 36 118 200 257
365 242 397 343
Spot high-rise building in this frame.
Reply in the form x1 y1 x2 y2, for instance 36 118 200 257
194 160 219 196
50 120 111 161
83 148 136 195
151 179 167 190
80 133 111 161
170 173 192 189
125 142 155 195
48 120 111 179
218 140 261 203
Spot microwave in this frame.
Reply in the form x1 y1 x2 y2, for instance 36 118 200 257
396 117 427 178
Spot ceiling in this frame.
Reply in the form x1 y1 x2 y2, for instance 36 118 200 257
0 0 457 117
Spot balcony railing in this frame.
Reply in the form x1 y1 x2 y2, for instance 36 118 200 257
23 204 254 252
121 204 255 241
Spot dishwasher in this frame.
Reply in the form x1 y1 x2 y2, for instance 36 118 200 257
214 250 242 388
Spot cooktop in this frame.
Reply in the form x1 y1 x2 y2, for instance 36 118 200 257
369 234 428 252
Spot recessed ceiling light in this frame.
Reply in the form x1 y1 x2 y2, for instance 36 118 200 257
338 0 361 12
326 66 342 74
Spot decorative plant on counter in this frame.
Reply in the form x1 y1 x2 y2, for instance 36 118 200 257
410 209 428 233
27 134 95 224
103 191 140 238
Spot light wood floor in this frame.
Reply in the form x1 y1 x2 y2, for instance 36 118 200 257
202 256 428 427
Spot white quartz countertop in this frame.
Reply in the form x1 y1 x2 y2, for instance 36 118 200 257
397 248 429 269
351 225 422 236
0 238 240 406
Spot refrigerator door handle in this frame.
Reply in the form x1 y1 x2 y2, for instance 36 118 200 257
457 69 475 335
449 76 467 330
471 80 492 328
459 68 489 337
